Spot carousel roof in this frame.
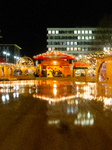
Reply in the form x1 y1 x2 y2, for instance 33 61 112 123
33 51 76 60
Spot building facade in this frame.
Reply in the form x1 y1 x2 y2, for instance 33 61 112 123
47 28 102 56
0 44 21 64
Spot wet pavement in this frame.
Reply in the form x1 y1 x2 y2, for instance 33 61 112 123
0 80 112 150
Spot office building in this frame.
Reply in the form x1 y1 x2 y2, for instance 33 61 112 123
0 44 21 64
47 28 108 56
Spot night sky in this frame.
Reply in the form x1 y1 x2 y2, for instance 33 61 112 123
0 0 112 58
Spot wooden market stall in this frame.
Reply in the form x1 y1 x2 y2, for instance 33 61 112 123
33 51 76 77
73 62 96 82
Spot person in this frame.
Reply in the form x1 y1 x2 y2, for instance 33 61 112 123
52 70 55 77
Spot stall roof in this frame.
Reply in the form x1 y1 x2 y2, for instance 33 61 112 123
33 51 76 60
73 62 91 68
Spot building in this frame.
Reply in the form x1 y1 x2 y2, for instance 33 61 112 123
47 28 105 56
0 44 21 64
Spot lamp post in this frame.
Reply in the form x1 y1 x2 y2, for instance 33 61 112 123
3 51 10 62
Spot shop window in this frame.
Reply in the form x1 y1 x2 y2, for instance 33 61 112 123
98 61 107 82
75 69 85 76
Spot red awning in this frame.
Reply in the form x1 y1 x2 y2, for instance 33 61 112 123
0 57 6 63
73 62 91 68
33 51 76 60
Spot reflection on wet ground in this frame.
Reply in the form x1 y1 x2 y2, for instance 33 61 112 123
0 80 112 149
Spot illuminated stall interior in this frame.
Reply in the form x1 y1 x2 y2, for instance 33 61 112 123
0 57 17 80
15 56 37 78
33 51 76 77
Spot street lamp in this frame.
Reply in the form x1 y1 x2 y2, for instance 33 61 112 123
3 51 10 62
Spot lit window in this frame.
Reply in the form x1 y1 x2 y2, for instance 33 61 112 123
78 30 80 34
52 30 55 34
89 30 92 34
85 36 88 40
67 42 69 45
93 36 95 39
78 47 81 51
82 36 84 39
74 30 77 34
74 42 77 45
56 30 59 34
71 42 73 45
82 48 84 51
74 47 77 51
89 36 92 39
48 48 51 51
67 47 69 51
78 36 81 39
85 30 88 34
82 30 84 34
71 47 73 51
48 30 51 34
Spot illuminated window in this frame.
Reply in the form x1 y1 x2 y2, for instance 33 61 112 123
89 30 92 34
85 30 88 34
78 47 81 51
89 36 92 39
74 42 77 45
67 42 69 45
48 48 51 51
52 30 55 34
74 30 77 34
48 30 51 34
71 47 73 51
85 36 88 40
71 42 73 45
82 36 84 39
56 30 59 34
78 30 80 34
67 47 69 51
82 30 84 34
78 36 81 39
93 36 95 39
82 48 84 51
74 47 77 51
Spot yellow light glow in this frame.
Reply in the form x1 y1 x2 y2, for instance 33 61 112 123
53 88 57 96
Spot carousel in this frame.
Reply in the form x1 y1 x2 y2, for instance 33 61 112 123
15 56 37 80
33 51 76 77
